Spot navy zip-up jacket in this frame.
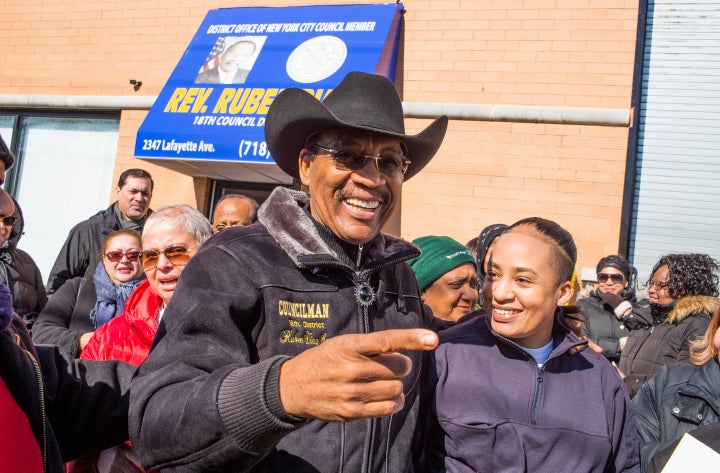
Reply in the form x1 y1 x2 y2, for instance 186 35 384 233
419 313 640 472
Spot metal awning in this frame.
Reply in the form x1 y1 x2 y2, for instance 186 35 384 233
135 3 403 183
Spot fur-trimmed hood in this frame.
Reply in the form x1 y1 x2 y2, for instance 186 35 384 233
667 295 720 325
257 187 419 271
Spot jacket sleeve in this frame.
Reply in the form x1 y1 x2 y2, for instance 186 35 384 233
632 367 671 471
624 373 652 398
623 301 652 330
413 349 446 473
607 368 641 473
129 244 305 472
79 322 109 361
598 336 621 360
32 261 48 313
37 344 135 460
47 223 90 294
32 279 86 357
675 316 711 363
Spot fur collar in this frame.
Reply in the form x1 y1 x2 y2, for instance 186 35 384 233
257 187 419 271
667 295 720 324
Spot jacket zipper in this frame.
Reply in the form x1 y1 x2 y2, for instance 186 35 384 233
530 366 544 425
493 332 583 426
357 244 370 335
24 349 48 473
339 422 346 473
304 243 418 473
358 243 375 473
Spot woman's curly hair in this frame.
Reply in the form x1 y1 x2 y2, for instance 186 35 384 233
649 253 720 299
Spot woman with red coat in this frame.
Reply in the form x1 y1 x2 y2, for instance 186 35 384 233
74 204 212 473
81 203 212 364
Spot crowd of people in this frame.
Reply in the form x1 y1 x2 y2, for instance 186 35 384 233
1 71 719 472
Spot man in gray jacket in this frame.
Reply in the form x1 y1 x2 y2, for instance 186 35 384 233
130 72 448 472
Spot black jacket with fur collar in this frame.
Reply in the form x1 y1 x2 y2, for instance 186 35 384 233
130 187 433 472
619 295 720 397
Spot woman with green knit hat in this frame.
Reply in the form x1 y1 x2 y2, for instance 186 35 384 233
409 236 478 323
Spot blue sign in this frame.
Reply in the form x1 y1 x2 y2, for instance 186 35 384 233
135 3 403 164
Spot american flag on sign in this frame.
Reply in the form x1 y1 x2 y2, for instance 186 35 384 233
200 37 226 72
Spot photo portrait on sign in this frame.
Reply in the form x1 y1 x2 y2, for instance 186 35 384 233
195 36 266 85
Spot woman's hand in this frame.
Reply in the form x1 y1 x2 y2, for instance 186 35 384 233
97 445 146 473
611 361 626 379
79 331 94 350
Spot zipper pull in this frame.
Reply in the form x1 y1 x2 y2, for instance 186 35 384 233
356 243 363 268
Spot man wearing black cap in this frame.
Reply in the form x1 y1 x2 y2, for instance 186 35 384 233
130 72 448 472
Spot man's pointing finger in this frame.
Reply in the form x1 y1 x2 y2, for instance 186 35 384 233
351 328 439 357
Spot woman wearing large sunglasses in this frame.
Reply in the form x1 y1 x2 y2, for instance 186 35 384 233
618 253 720 398
576 255 652 363
33 229 145 358
81 204 212 365
72 205 212 473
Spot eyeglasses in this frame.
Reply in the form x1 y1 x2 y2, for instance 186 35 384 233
140 245 192 270
646 280 669 291
311 144 411 177
213 222 245 232
0 216 17 227
597 273 625 284
104 250 141 263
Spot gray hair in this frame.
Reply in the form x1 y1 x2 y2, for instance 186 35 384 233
143 203 212 246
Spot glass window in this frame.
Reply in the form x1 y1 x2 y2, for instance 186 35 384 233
6 115 119 282
0 116 16 185
0 116 14 146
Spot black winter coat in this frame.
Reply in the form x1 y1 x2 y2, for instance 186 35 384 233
619 295 719 397
130 187 434 473
0 324 134 472
577 289 651 362
0 246 47 330
32 277 97 358
633 359 720 471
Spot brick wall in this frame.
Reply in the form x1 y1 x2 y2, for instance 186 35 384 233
0 0 640 271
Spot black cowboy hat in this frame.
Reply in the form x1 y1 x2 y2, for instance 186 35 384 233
264 71 448 180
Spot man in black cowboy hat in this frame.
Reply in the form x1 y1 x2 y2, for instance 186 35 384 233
130 72 448 472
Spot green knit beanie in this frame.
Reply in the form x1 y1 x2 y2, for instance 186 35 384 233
409 236 478 291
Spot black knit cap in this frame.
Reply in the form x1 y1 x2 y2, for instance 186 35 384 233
596 255 631 280
475 223 508 276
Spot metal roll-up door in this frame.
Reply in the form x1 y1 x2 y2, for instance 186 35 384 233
630 0 720 279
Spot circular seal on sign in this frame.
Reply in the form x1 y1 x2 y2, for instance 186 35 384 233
286 36 348 84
